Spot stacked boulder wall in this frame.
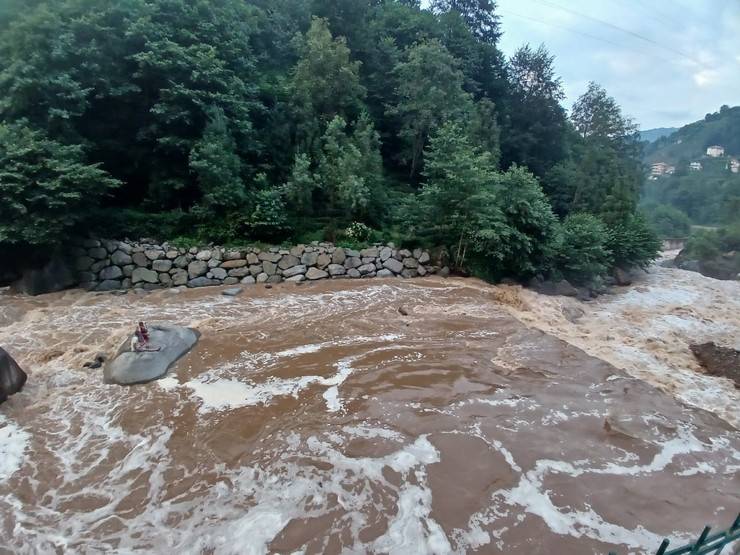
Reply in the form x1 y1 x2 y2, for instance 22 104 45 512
104 325 199 385
0 347 27 403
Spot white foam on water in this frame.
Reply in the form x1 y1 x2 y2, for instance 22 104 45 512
179 337 403 414
0 414 30 480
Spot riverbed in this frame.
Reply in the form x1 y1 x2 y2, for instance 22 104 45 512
0 266 738 554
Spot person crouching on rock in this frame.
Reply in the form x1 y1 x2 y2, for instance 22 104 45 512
132 321 161 352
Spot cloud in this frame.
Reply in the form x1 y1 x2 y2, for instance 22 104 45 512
494 0 740 127
693 69 720 88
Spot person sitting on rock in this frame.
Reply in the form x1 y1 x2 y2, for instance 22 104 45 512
132 321 161 352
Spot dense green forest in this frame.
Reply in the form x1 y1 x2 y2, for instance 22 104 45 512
0 0 659 285
644 105 740 164
641 105 740 234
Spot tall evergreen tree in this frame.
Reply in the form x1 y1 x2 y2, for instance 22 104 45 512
388 39 472 178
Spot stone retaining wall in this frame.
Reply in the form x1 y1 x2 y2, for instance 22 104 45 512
73 239 448 292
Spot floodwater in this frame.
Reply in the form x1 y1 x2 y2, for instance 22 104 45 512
0 267 738 554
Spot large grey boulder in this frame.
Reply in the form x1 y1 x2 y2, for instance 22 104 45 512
0 347 27 403
278 255 300 270
111 250 133 266
383 258 403 274
131 268 158 284
188 260 208 279
13 254 77 296
188 277 220 288
104 325 199 385
306 267 329 280
282 265 307 278
99 266 123 280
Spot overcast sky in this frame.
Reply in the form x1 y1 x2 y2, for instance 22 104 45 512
492 0 739 129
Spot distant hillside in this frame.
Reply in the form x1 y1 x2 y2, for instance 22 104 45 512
639 127 678 143
644 105 740 164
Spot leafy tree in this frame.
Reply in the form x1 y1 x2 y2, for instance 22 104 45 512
0 122 120 247
501 44 567 177
554 213 613 285
189 107 245 214
387 39 472 178
285 153 316 215
468 97 501 167
645 204 692 238
571 81 638 147
0 0 261 209
289 17 366 152
606 213 659 269
430 0 501 44
315 115 385 219
248 182 290 240
415 122 501 267
492 166 558 277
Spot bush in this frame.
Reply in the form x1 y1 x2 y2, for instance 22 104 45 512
647 204 692 238
553 213 613 284
0 122 120 247
718 223 740 252
607 213 660 269
684 230 720 260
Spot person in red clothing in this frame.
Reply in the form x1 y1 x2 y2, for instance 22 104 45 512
132 321 160 352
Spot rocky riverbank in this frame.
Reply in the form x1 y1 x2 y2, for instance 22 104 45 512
72 239 446 292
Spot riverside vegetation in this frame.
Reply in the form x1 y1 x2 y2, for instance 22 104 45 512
0 0 659 288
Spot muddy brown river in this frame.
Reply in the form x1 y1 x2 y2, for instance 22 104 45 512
0 268 738 554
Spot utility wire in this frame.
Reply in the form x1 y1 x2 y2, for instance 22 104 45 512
525 0 704 66
499 8 676 66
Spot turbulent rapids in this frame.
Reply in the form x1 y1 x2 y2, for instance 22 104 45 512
0 266 738 554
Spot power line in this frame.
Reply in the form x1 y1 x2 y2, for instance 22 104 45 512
525 0 704 66
499 8 675 66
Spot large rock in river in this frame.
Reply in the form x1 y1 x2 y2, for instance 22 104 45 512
0 347 27 403
12 254 77 296
104 324 199 385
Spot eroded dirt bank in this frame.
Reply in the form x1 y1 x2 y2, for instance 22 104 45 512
0 270 738 554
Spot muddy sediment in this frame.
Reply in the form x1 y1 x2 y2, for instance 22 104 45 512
0 270 738 554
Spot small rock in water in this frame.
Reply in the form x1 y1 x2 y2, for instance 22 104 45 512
265 284 273 289
398 306 409 316
222 287 243 297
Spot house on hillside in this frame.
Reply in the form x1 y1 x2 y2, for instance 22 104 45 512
706 145 725 157
729 158 739 173
650 162 675 178
690 161 703 171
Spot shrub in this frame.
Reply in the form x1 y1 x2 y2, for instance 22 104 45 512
647 204 692 238
0 122 120 247
553 213 613 284
684 229 721 260
607 213 660 269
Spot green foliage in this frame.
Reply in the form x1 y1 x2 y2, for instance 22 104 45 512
606 213 660 269
501 44 567 177
387 39 472 177
490 166 558 277
684 229 721 260
553 214 613 285
644 204 692 238
0 122 119 246
642 171 740 226
285 153 316 215
248 186 290 241
414 122 500 267
189 106 245 214
0 0 657 282
644 105 740 164
289 16 366 152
